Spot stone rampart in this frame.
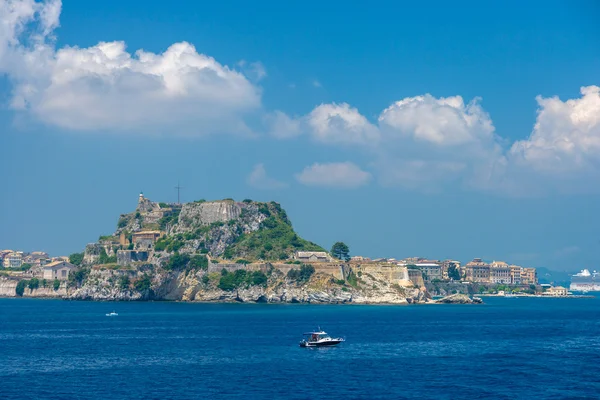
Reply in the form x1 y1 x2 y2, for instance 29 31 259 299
177 201 242 231
354 264 409 282
0 277 69 298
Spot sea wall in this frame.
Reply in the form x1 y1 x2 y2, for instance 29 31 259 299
0 277 69 298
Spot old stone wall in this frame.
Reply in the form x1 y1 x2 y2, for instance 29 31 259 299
0 277 69 298
354 264 409 282
408 269 425 287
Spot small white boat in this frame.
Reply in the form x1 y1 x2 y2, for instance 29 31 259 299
106 311 118 317
299 328 344 348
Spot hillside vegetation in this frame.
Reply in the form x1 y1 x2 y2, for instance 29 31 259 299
223 202 324 260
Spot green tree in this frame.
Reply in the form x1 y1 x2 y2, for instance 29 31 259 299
248 271 268 286
53 279 60 291
218 269 248 291
28 278 40 290
448 264 461 281
69 252 84 266
16 280 27 296
331 242 350 261
163 253 191 271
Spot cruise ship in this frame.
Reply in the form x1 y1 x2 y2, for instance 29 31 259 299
569 269 600 292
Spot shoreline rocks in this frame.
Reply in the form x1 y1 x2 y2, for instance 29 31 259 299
434 293 484 304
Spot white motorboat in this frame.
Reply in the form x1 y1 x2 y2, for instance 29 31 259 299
299 329 344 348
106 311 118 316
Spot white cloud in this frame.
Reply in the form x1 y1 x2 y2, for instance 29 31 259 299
1 0 261 134
378 94 496 146
264 110 302 139
3 2 600 196
295 162 371 188
312 80 321 88
509 86 600 176
247 163 288 190
271 88 600 195
307 103 380 145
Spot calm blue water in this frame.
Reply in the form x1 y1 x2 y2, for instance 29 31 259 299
1 298 599 399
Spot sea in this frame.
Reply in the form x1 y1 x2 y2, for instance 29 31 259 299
1 297 599 400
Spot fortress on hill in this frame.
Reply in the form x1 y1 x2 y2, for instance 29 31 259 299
81 193 414 287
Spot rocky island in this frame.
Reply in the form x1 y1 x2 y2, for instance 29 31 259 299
1 194 482 304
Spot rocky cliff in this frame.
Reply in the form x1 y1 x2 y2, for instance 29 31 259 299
68 262 428 304
4 195 431 304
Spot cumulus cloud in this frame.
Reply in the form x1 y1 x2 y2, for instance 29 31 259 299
307 103 380 145
266 103 380 145
295 162 371 188
509 86 600 175
1 0 261 134
378 94 496 146
247 164 288 190
277 88 600 195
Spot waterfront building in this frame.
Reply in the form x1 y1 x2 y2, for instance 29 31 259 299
465 258 490 283
521 268 537 285
42 261 76 281
417 263 442 281
509 265 523 285
543 286 568 296
490 261 512 284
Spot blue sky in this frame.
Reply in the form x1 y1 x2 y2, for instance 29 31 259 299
1 0 599 271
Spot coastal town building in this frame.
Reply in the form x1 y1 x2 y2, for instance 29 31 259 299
23 252 50 267
294 251 333 263
42 261 76 281
350 256 371 262
490 261 512 284
417 263 443 282
509 265 523 285
3 252 24 268
543 286 568 296
521 268 537 285
465 259 490 283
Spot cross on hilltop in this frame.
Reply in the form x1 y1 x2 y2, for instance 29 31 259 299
175 182 183 205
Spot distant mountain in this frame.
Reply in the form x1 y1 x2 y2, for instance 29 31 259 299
536 267 574 286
